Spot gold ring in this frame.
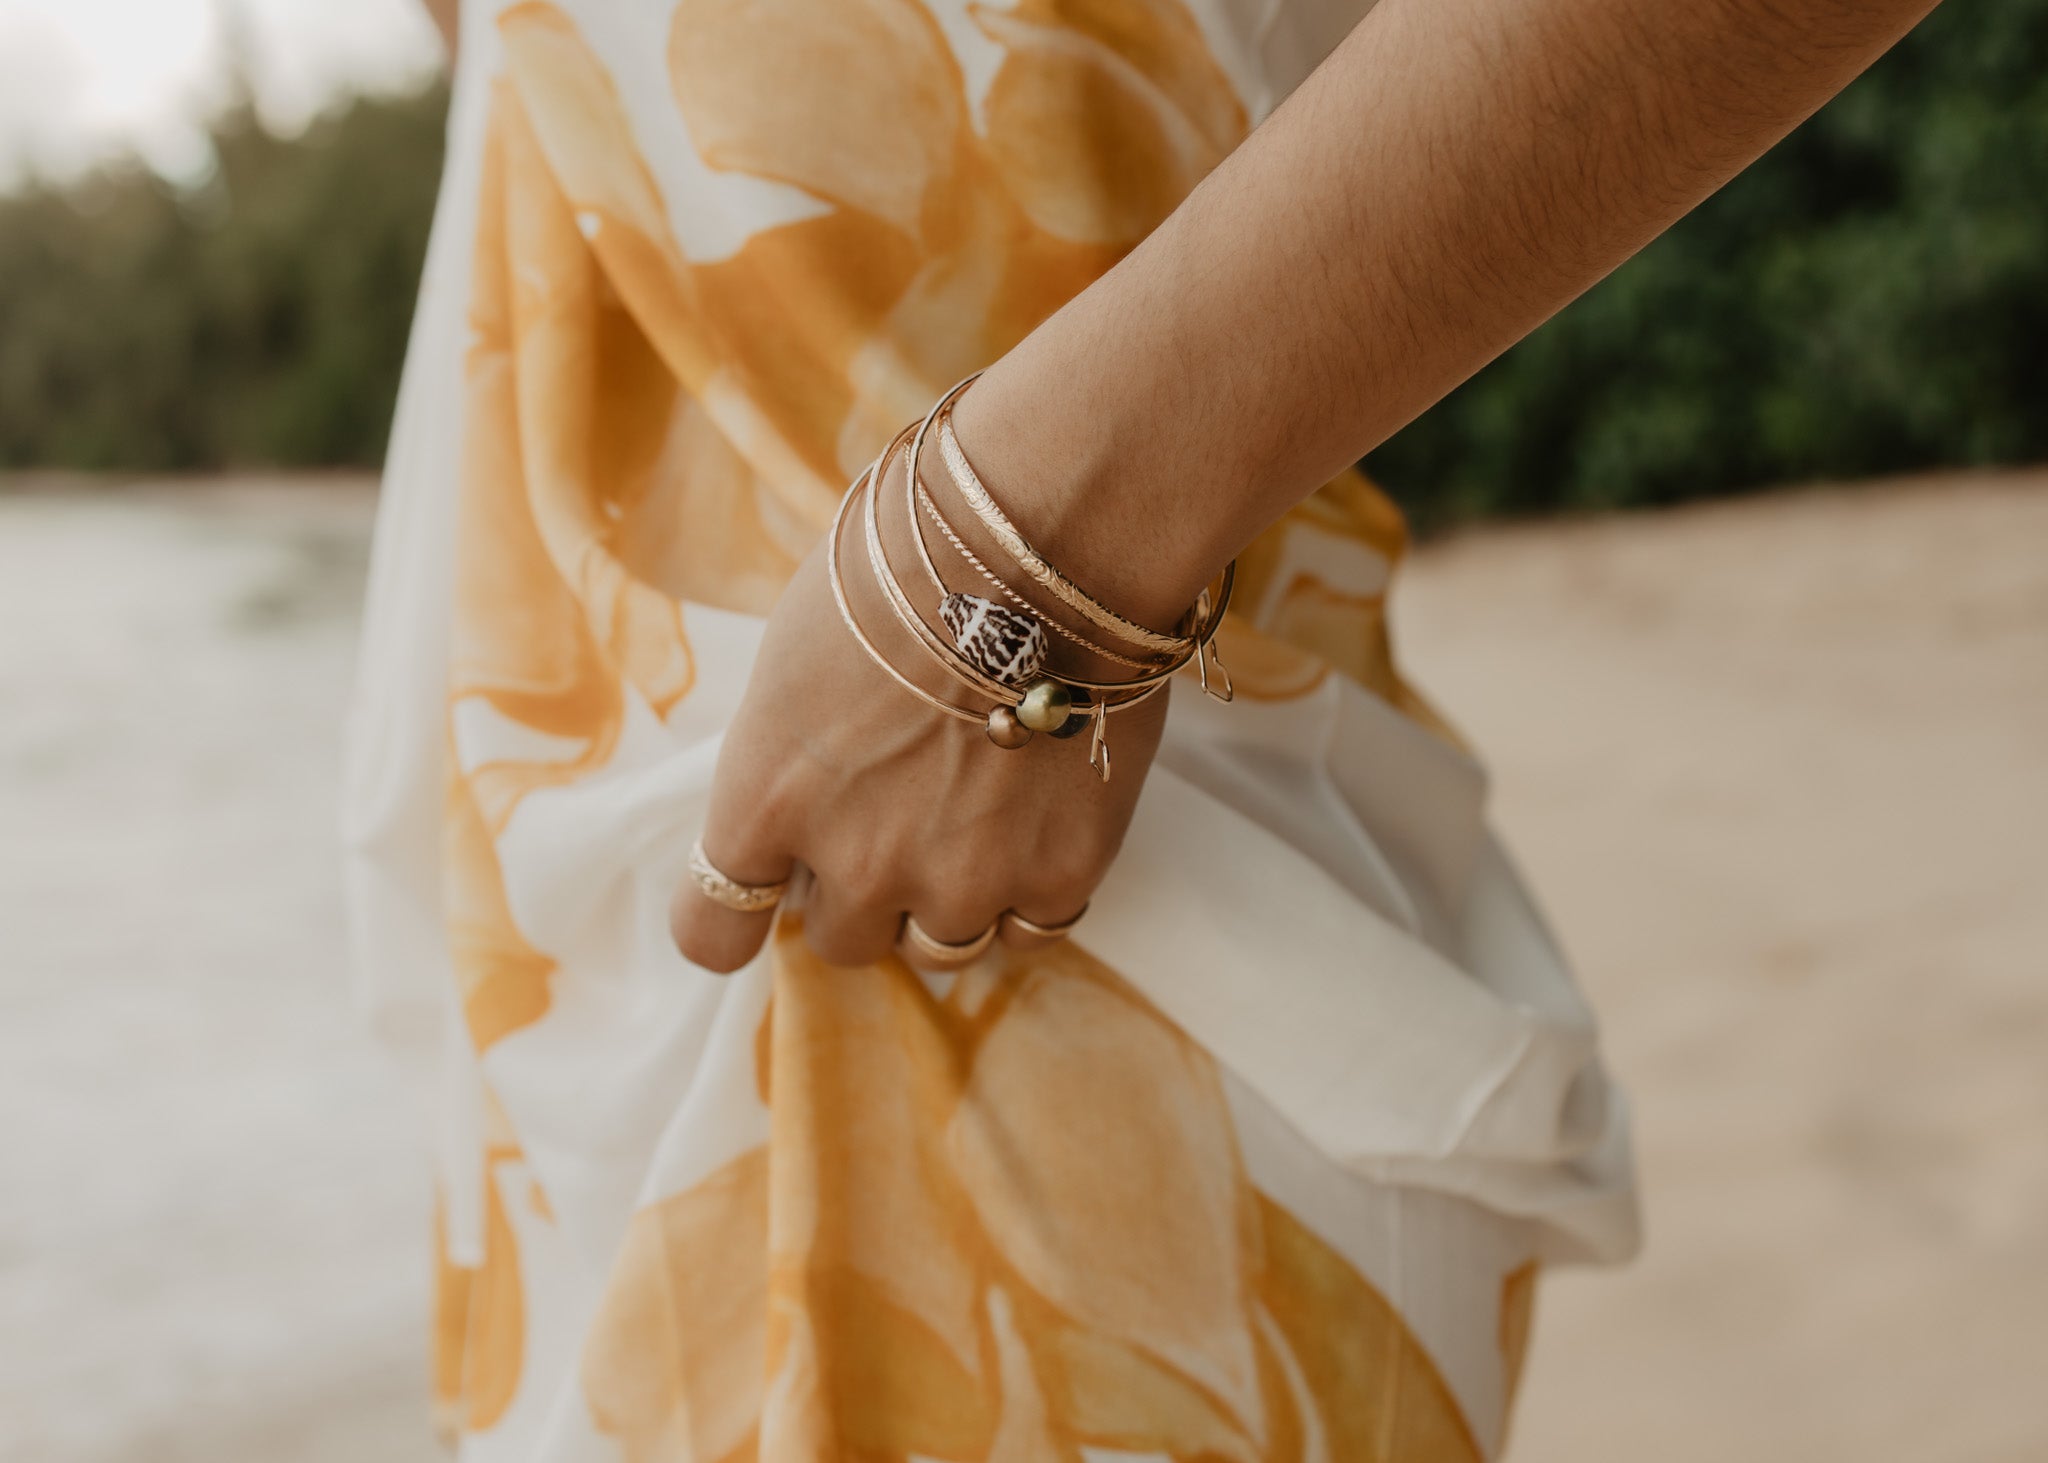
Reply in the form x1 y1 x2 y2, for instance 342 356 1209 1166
999 904 1088 946
897 914 998 970
688 839 789 914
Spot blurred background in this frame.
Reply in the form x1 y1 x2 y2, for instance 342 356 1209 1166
1 1 2042 1460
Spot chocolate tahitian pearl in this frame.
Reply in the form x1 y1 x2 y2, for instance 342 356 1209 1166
984 704 1033 749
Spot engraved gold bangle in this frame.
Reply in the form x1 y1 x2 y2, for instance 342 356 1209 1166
900 378 1168 674
827 425 1177 782
687 839 790 913
931 380 1189 657
901 386 1207 693
865 431 1171 776
905 376 1235 698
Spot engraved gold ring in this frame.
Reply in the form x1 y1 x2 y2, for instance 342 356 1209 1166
687 839 790 914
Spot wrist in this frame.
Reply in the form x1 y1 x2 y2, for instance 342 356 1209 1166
944 357 1237 634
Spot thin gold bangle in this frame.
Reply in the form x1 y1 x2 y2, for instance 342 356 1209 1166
871 431 1178 714
826 447 991 727
931 382 1188 657
899 386 1217 693
899 380 1168 674
831 438 1168 724
863 440 1024 707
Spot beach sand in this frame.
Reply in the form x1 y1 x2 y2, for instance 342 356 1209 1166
3 473 2042 1459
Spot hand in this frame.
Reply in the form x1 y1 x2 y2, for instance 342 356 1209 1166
667 449 1168 974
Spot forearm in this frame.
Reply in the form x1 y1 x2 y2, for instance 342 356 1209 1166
420 0 460 62
952 0 1939 625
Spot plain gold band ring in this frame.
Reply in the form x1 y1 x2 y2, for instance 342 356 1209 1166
897 914 998 970
688 839 790 914
999 904 1089 943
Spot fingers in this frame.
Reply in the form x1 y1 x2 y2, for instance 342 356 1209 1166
669 820 796 975
799 868 904 969
677 823 1101 976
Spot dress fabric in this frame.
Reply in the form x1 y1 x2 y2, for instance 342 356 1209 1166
343 0 1640 1458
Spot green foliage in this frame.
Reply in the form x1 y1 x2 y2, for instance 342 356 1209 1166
1368 0 2048 527
0 85 447 470
0 3 2040 514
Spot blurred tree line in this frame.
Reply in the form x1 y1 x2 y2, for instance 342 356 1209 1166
0 85 447 471
0 0 2041 521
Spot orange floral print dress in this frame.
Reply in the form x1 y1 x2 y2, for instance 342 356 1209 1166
342 0 1639 1457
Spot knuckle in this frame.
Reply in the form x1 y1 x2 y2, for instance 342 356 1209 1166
1042 834 1108 893
818 847 899 910
668 887 761 975
803 918 887 970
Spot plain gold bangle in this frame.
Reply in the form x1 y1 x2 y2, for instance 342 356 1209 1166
902 377 1169 674
826 445 991 727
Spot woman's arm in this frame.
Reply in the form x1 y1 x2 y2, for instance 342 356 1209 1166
955 0 1941 627
671 0 1941 973
418 0 460 63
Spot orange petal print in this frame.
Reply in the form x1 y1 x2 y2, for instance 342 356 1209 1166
668 0 965 235
1497 1261 1539 1454
502 1 843 530
1257 1196 1487 1463
615 393 806 619
1222 466 1418 706
497 80 700 723
948 947 1268 1458
761 928 998 1458
464 1146 532 1436
430 1199 474 1448
444 763 556 1051
451 86 625 809
582 1148 772 1463
669 0 984 483
997 0 1248 157
972 0 1246 245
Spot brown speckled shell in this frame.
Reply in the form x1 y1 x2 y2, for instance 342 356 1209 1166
939 593 1046 687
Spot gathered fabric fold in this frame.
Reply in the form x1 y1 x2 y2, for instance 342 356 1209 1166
343 0 1636 1454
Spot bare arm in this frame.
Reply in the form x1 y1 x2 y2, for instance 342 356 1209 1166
671 0 1942 973
419 0 459 63
957 0 1941 626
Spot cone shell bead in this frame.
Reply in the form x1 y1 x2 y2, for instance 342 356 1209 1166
940 593 1046 687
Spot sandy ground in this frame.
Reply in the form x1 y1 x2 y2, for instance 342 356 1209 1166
2 473 2043 1460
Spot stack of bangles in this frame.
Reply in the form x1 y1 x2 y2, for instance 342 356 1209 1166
836 373 1234 783
687 373 1236 964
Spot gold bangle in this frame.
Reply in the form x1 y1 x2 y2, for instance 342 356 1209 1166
828 424 1176 780
687 839 790 913
909 378 1235 701
867 432 1171 773
826 443 991 728
900 380 1168 674
904 388 1206 690
863 446 1023 708
932 385 1187 657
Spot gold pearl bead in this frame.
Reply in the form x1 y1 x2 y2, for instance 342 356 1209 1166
984 704 1033 749
1014 677 1073 734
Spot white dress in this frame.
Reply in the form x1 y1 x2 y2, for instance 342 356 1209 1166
343 0 1638 1456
